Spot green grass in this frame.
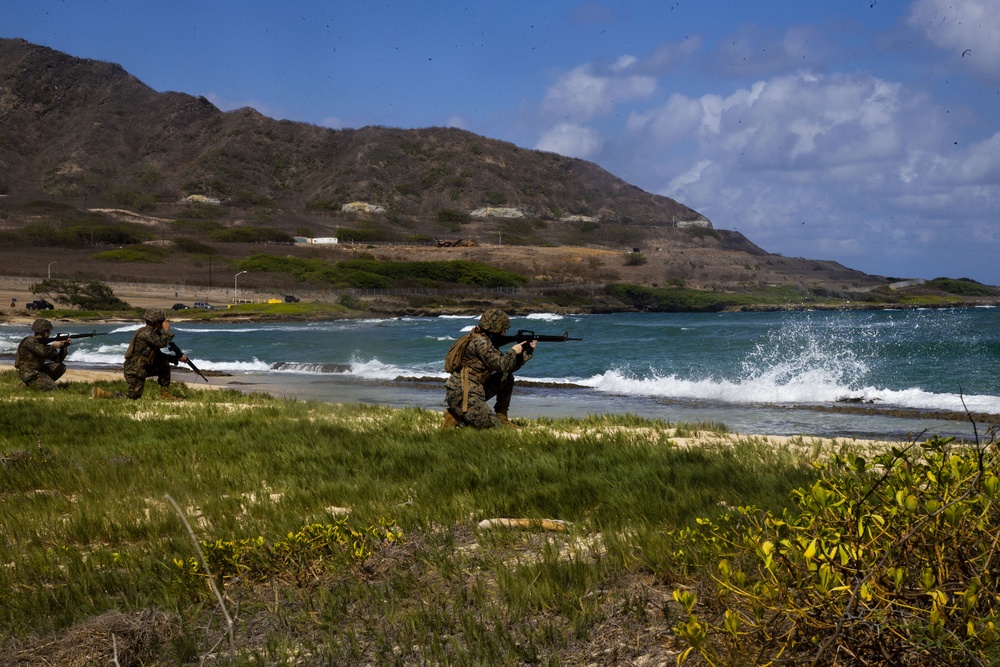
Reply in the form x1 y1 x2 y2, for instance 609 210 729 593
0 371 835 664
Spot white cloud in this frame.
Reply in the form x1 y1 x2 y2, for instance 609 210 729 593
610 67 1000 277
541 62 656 122
534 123 602 159
529 19 1000 282
909 0 1000 82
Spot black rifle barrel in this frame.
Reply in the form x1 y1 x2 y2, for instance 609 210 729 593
167 341 210 383
495 329 582 346
40 331 108 344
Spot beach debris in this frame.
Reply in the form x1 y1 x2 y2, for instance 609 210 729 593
477 517 571 532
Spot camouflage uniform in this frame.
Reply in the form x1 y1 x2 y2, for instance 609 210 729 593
445 309 532 428
15 319 68 391
123 309 176 399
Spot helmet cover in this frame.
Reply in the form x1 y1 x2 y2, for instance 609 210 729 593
478 309 510 334
144 308 166 323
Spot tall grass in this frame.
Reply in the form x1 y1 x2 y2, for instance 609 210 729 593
0 370 828 664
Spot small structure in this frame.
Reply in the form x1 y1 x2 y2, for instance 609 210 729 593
180 194 221 205
341 201 386 214
676 215 713 229
470 207 525 219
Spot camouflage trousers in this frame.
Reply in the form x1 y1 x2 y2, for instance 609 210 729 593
445 372 515 429
123 354 173 400
18 363 67 391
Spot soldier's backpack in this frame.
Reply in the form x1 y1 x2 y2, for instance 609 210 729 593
444 330 477 373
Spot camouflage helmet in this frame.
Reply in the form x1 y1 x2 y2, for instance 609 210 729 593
143 308 166 323
31 318 53 334
478 309 510 334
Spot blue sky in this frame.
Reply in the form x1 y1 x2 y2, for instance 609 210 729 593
4 1 999 284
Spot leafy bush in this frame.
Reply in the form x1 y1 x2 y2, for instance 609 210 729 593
29 279 131 310
237 255 527 289
335 226 397 243
670 435 1000 666
927 277 999 297
436 208 471 224
174 518 402 583
338 259 528 288
172 237 217 255
92 244 168 263
210 226 293 243
7 221 149 247
609 284 737 312
624 252 648 266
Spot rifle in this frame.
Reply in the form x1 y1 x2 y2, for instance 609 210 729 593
39 331 109 344
167 341 209 383
494 329 582 347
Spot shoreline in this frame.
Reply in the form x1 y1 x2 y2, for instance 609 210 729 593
2 276 1000 328
1 363 910 453
3 360 990 446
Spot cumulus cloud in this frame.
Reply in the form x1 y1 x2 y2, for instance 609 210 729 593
530 13 1000 281
534 123 603 159
541 61 657 122
909 0 1000 82
615 67 1000 276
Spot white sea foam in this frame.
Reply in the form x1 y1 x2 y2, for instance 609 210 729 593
521 313 564 322
575 368 1000 413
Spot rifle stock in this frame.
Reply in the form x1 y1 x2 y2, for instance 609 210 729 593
495 329 582 347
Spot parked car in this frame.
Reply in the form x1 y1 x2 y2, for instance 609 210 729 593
284 294 300 303
193 301 213 309
26 299 54 310
171 303 189 310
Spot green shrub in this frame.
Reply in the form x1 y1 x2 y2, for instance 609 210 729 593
335 226 398 243
210 227 293 243
92 244 168 263
624 252 647 266
436 209 471 224
927 277 999 297
172 237 217 255
670 435 1000 666
237 255 527 289
29 279 131 310
609 284 736 312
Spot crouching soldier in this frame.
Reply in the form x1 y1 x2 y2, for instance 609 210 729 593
93 308 187 400
16 318 71 391
443 308 535 428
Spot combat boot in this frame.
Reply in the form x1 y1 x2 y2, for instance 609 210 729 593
159 386 181 401
92 387 112 399
496 413 520 428
442 410 460 429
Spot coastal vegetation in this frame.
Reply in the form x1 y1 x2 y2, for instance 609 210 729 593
235 255 529 290
2 373 995 664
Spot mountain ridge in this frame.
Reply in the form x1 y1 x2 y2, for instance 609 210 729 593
0 36 902 299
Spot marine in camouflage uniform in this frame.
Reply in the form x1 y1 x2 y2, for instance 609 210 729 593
444 309 534 428
121 308 184 400
15 319 70 391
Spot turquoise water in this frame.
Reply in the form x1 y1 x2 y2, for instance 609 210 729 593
3 307 998 439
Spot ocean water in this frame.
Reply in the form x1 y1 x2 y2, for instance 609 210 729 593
3 307 998 440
